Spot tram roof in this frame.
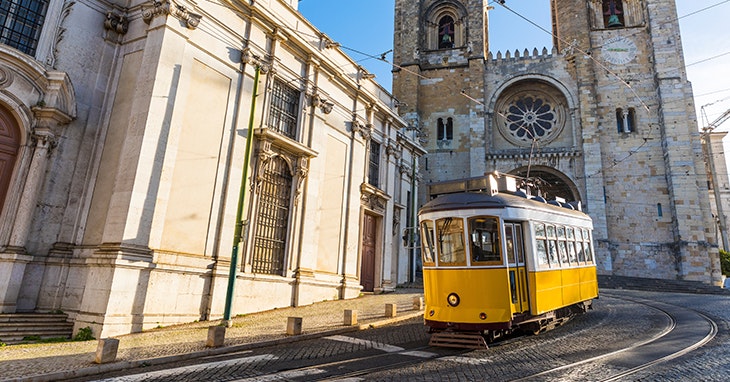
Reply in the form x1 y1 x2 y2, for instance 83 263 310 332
419 191 589 219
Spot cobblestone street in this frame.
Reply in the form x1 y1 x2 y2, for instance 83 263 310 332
23 286 728 382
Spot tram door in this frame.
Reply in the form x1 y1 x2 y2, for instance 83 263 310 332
505 222 529 314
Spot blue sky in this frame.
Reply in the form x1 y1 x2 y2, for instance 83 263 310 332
298 0 730 133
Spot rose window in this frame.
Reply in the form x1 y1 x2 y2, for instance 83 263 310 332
505 97 557 141
495 84 567 146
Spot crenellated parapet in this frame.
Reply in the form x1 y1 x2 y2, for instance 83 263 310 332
488 46 559 64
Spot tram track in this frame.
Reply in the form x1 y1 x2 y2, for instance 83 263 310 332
291 293 717 382
80 293 718 381
509 292 717 381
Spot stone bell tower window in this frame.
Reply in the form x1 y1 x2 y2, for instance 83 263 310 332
438 15 455 49
437 117 453 141
425 2 466 51
590 0 643 29
603 0 625 28
616 107 636 133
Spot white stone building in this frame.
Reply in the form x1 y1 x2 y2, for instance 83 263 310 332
0 0 424 337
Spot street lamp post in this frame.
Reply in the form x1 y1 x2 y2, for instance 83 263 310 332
222 64 262 327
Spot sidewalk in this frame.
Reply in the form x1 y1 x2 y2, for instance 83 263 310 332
0 288 425 382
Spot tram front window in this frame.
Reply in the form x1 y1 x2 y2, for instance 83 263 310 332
420 220 436 265
469 217 502 264
436 217 466 265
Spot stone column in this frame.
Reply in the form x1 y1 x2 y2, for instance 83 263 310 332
8 131 56 250
8 106 72 250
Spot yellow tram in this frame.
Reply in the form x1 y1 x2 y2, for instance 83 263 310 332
419 173 598 346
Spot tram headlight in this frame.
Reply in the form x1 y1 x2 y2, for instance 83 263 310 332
447 293 460 307
479 312 487 320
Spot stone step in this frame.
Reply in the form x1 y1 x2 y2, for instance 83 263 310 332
0 330 73 344
0 313 73 345
0 313 69 323
0 321 73 331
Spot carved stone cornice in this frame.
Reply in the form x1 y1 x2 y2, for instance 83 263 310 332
294 157 310 205
32 104 73 125
485 148 582 161
241 47 272 72
360 182 391 213
104 11 129 35
352 121 372 140
142 0 202 29
32 106 73 151
385 142 402 160
30 131 58 157
399 163 412 176
311 93 334 114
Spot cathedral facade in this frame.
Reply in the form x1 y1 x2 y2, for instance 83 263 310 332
393 0 723 284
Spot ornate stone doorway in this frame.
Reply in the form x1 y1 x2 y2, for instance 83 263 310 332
0 105 19 213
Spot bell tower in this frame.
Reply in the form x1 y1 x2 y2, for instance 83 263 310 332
394 0 723 284
393 0 489 188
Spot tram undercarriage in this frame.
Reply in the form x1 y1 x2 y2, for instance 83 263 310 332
428 300 593 349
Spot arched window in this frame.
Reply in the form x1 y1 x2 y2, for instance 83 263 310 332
616 107 636 133
0 105 20 214
603 0 625 28
438 15 455 49
426 3 466 51
251 156 293 275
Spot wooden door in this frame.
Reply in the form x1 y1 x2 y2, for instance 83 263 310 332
360 213 377 292
0 107 20 213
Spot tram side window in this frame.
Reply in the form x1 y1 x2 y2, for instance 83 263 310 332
420 220 436 265
574 228 586 263
546 225 559 266
535 223 549 267
557 226 569 265
436 217 466 265
582 228 594 263
469 217 502 264
567 227 579 263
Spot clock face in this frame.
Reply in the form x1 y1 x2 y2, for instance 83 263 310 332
601 36 638 65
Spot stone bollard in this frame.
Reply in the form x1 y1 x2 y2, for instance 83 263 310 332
287 317 303 335
344 309 358 326
385 303 397 318
94 338 119 364
413 297 424 310
206 325 226 348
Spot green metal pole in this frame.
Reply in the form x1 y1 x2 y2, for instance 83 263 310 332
223 65 260 326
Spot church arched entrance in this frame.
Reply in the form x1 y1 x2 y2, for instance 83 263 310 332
0 104 20 214
509 165 580 203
